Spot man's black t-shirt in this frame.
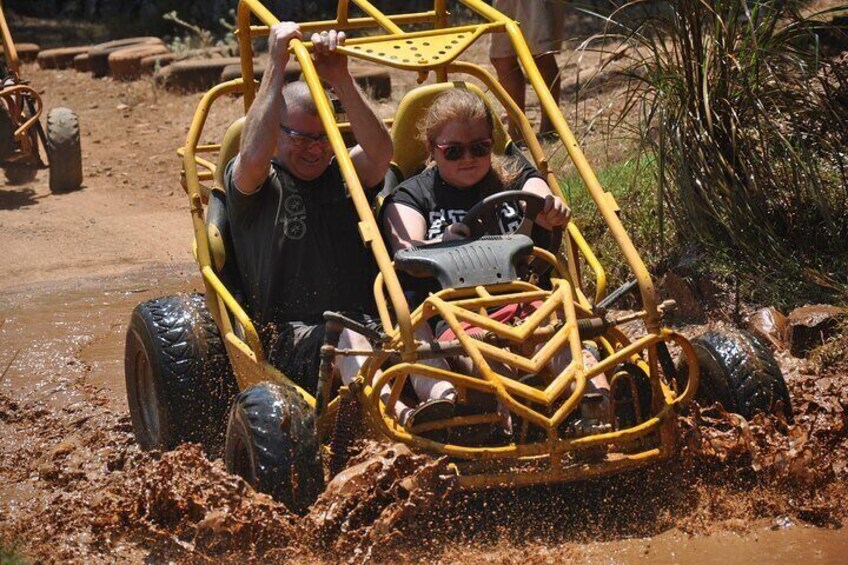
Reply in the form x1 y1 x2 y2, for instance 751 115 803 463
387 156 543 243
225 158 378 331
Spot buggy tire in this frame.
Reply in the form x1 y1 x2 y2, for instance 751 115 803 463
124 293 238 455
46 107 83 193
680 329 793 421
4 166 37 184
224 382 324 514
0 104 14 159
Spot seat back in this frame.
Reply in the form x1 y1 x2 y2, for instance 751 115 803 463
376 81 512 214
206 118 246 298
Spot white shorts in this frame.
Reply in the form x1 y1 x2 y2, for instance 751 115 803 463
489 0 566 59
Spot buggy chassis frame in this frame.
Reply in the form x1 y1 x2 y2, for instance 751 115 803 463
179 0 700 489
0 2 47 171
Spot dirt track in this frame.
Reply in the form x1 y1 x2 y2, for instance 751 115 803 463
1 54 848 563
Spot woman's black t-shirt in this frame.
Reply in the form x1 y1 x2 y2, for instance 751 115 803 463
386 156 543 243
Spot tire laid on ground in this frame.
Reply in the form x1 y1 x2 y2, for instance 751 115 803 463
37 46 92 70
219 61 301 83
225 382 324 514
108 44 171 80
140 52 176 74
679 329 793 421
154 57 245 92
46 107 83 193
125 293 239 455
350 67 392 99
0 42 40 63
73 53 91 73
88 37 163 78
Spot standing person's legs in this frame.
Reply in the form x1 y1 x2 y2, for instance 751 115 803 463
490 55 526 142
489 0 565 139
535 51 561 135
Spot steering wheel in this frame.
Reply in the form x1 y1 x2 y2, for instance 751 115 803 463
463 188 563 255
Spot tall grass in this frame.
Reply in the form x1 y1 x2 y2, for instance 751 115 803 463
585 0 848 305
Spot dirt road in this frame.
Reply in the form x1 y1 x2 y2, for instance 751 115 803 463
1 59 847 563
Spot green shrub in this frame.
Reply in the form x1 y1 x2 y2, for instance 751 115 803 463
588 0 848 305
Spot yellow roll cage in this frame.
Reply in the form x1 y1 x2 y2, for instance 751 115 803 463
179 0 699 489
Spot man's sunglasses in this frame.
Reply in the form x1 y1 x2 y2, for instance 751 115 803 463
280 124 330 146
434 138 494 161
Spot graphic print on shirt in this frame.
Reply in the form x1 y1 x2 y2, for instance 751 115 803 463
426 202 522 240
283 193 306 240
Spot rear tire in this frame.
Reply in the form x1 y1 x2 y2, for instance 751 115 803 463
0 104 14 159
4 167 37 184
124 294 238 454
224 382 324 514
46 107 83 193
679 329 793 421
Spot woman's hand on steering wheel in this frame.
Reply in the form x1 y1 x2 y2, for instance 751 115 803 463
442 222 470 242
535 194 571 230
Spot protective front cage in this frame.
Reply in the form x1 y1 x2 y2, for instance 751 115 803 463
176 0 702 490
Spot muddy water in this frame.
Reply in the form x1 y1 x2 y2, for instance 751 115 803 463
0 263 198 405
0 266 846 563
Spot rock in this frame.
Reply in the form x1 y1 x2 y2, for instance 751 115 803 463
746 307 787 350
786 304 847 357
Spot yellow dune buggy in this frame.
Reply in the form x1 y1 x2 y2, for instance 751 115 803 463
124 0 792 514
0 3 82 191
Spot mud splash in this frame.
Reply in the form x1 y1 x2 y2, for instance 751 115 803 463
1 271 847 562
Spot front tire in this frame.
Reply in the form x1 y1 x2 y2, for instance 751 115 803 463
224 382 324 514
124 294 238 454
46 107 83 193
680 329 792 421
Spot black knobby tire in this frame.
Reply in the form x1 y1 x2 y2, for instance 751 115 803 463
0 104 14 159
680 329 793 421
46 107 83 193
124 293 238 454
224 382 324 514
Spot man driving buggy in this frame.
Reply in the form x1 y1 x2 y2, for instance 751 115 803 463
225 22 456 424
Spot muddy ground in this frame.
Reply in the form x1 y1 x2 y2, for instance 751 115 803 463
2 20 848 564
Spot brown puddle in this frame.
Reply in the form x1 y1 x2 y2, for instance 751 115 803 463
0 266 846 563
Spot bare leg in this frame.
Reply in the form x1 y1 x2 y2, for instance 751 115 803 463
491 55 526 142
336 327 456 421
535 52 561 135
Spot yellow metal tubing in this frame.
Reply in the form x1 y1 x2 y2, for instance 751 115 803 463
0 1 20 75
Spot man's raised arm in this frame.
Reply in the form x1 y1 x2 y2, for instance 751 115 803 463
232 22 302 194
311 30 392 189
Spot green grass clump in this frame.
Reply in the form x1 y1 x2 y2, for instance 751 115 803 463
583 0 848 307
555 154 672 291
0 544 27 565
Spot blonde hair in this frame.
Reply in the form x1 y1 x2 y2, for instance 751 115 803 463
420 89 521 189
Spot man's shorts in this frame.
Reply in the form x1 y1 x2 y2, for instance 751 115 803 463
489 0 566 58
267 313 381 394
